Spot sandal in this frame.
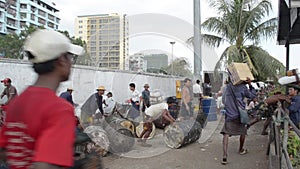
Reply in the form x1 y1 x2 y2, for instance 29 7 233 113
221 158 227 165
239 148 248 155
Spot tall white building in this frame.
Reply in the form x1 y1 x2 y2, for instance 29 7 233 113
74 13 129 70
0 0 60 35
128 53 147 72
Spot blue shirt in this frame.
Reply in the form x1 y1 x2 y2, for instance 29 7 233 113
288 95 300 128
59 91 74 105
223 83 256 121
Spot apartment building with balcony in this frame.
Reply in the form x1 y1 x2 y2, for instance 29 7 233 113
128 53 147 72
0 0 60 35
74 13 129 70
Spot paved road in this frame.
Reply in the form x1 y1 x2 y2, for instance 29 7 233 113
102 115 269 169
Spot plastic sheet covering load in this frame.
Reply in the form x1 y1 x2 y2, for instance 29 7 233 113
278 69 300 85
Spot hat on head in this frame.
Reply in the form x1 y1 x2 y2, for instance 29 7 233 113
67 88 73 91
286 83 300 90
1 78 11 83
96 86 106 91
23 29 84 64
144 84 149 87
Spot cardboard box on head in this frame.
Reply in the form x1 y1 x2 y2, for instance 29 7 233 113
227 62 254 85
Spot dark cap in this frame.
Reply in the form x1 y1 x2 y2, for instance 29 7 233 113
286 83 300 90
1 78 11 83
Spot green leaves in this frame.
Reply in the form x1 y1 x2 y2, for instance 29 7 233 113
0 26 89 65
188 0 284 81
287 131 300 167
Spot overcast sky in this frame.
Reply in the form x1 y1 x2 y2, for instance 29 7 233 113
49 0 299 70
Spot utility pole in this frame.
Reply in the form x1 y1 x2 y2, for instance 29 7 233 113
170 41 175 75
194 0 202 80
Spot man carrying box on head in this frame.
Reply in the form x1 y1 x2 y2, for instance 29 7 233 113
220 63 256 165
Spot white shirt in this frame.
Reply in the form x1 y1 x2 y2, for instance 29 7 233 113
103 97 116 115
131 89 140 102
145 103 168 119
193 83 202 94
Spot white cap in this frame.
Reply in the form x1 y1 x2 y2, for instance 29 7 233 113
24 29 84 63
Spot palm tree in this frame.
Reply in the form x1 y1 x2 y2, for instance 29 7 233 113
188 0 285 81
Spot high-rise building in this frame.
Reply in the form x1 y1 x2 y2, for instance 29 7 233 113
0 0 60 35
74 13 129 70
144 53 168 70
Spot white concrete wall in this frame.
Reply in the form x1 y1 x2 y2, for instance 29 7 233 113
0 59 180 105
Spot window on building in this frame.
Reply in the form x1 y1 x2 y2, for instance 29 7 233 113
90 30 96 35
99 46 108 51
79 25 83 28
48 14 55 21
20 4 27 9
20 21 26 28
100 19 108 23
90 19 96 24
90 47 96 51
38 9 46 17
48 22 54 28
100 35 108 40
99 63 108 67
38 17 46 25
31 6 36 13
0 2 5 9
79 31 82 34
30 14 34 21
100 41 108 45
109 18 120 23
109 63 119 67
90 52 96 57
109 40 119 45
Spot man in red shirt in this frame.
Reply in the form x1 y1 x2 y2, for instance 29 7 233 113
0 29 83 169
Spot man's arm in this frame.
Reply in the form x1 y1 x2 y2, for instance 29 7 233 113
0 90 5 99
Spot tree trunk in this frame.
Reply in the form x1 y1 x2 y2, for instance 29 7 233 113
104 116 135 153
84 126 110 157
163 119 202 149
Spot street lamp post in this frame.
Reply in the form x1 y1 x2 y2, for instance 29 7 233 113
170 41 175 75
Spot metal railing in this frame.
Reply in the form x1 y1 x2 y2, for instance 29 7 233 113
268 101 300 169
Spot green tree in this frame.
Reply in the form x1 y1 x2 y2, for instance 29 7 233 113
162 57 193 77
188 0 285 81
0 25 42 59
58 30 90 65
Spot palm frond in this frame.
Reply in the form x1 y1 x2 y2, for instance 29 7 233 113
240 0 273 40
186 34 225 48
208 0 231 15
245 17 277 44
245 46 285 80
242 48 258 76
201 17 234 42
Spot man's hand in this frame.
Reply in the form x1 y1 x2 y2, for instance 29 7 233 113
245 77 252 85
